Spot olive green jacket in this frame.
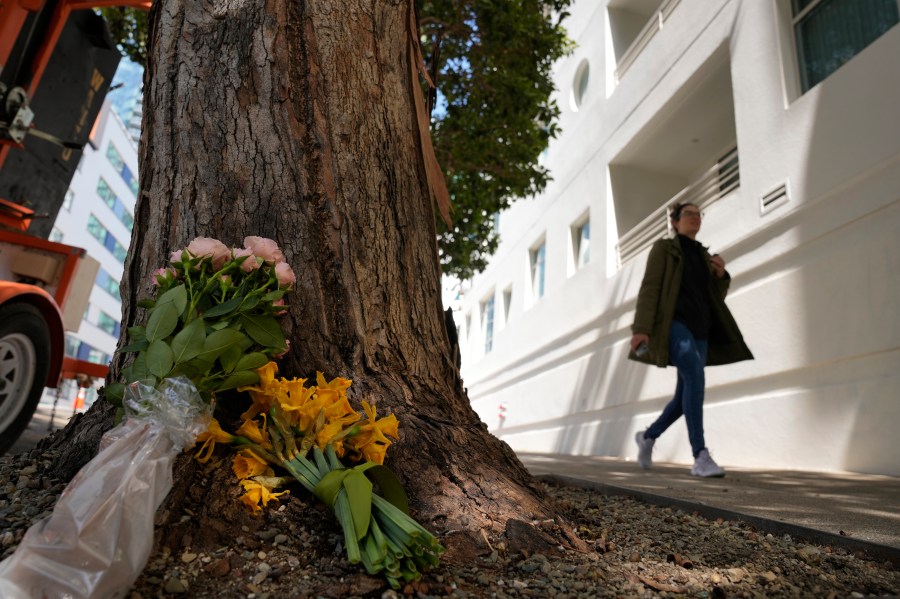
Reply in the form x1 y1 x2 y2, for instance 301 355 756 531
629 237 753 367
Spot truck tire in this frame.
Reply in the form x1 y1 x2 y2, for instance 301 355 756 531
0 303 51 455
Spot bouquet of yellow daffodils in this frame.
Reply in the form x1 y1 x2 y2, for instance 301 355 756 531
196 362 444 588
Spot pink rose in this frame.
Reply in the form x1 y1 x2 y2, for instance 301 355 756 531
150 267 169 286
186 237 231 269
169 250 184 263
232 247 261 272
272 298 287 315
274 262 295 287
243 236 284 264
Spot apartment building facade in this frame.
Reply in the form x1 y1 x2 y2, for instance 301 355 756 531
456 0 900 475
45 99 138 407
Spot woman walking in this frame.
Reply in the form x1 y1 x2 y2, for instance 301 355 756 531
630 202 752 477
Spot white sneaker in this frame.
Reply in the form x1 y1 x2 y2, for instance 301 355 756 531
635 431 655 469
691 449 725 478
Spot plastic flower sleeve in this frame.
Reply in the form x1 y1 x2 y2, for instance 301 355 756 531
0 378 211 599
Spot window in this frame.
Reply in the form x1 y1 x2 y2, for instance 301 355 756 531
574 219 590 270
63 190 75 211
530 241 546 301
106 143 140 197
481 295 495 354
49 227 64 242
97 310 121 337
570 59 590 111
791 0 899 92
106 143 125 170
96 268 121 299
87 214 128 263
97 178 135 231
502 287 512 325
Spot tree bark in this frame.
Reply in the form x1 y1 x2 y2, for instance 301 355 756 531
48 0 582 562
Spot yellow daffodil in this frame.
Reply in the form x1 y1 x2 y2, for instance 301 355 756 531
239 478 289 513
315 372 352 403
236 415 273 449
194 418 235 463
232 450 272 480
238 362 282 420
346 401 399 465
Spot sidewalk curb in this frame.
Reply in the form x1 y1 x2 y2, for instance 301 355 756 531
539 473 900 567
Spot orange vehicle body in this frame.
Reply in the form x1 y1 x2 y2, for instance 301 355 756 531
0 0 150 400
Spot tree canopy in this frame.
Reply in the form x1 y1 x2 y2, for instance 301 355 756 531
100 0 572 279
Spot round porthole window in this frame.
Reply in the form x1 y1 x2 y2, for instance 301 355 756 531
570 59 590 112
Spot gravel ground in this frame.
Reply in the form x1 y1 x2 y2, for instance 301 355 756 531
2 447 898 598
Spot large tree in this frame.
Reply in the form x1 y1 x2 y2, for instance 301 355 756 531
47 0 583 577
101 0 572 279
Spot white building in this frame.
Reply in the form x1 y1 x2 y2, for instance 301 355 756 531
45 98 138 409
456 0 900 476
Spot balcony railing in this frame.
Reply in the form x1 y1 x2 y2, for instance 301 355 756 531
617 147 739 265
613 0 681 84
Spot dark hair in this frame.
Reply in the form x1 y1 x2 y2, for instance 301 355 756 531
670 202 698 221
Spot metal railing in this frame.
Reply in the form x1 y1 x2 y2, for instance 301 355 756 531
617 147 739 265
613 0 682 84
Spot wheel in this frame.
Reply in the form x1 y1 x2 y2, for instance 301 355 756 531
0 303 51 455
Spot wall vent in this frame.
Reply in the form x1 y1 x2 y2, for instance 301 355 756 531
760 182 789 215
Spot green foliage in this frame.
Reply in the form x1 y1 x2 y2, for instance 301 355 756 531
106 250 290 407
98 1 572 280
98 7 149 66
421 0 573 278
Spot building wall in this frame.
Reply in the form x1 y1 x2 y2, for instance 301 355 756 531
45 99 138 408
457 0 900 475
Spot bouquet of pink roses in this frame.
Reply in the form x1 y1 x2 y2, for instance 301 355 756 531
106 236 295 407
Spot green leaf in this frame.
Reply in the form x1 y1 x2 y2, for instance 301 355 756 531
217 370 260 391
128 326 147 341
234 352 268 373
197 328 247 363
240 295 260 311
314 468 373 541
145 302 179 343
209 320 231 331
240 314 286 350
104 382 125 407
146 339 174 378
119 339 149 353
170 317 206 363
262 289 285 302
359 463 410 515
130 352 151 381
343 470 374 541
219 344 242 373
202 296 242 319
156 283 188 315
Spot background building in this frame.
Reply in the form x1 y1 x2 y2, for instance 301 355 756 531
44 98 138 410
456 0 900 475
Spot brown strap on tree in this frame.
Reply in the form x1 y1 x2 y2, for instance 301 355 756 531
407 1 453 227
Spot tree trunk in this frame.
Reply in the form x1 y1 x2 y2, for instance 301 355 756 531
48 0 582 563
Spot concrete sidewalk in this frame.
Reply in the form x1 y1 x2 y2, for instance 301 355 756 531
518 452 900 564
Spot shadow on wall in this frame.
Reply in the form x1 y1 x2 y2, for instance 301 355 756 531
795 35 900 474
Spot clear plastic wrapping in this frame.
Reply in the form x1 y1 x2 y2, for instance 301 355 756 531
0 378 210 599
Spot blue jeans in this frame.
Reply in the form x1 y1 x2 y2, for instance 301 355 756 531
645 320 708 458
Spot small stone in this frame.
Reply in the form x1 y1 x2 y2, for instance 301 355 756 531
163 578 187 594
252 570 268 585
760 571 777 583
511 579 528 589
273 534 289 545
629 551 641 562
257 551 267 559
181 552 197 563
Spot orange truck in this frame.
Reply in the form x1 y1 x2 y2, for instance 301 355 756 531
1 0 148 452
